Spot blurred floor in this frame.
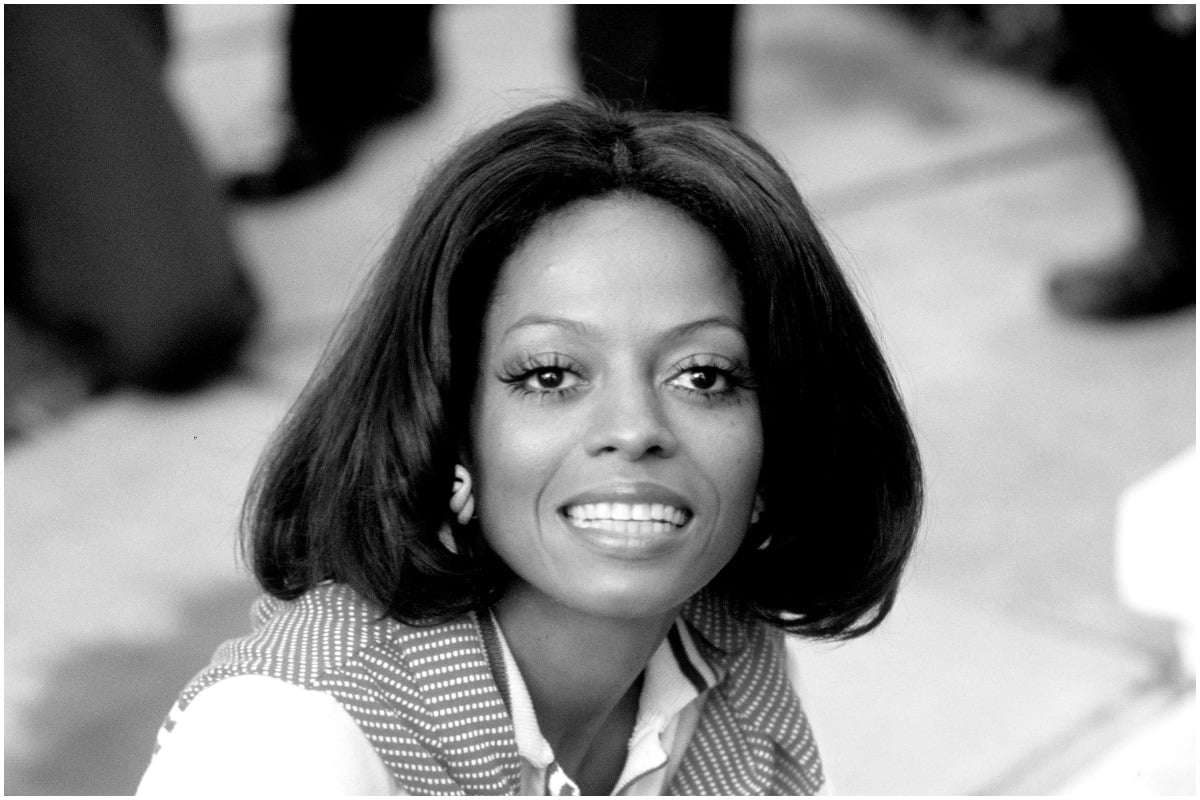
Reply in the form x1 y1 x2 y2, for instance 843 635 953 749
4 5 1195 795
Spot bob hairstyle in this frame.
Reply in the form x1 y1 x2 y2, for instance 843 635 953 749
245 99 922 640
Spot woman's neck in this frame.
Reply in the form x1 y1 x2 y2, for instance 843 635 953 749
492 586 677 791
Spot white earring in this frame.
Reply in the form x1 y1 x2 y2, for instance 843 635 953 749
752 494 771 550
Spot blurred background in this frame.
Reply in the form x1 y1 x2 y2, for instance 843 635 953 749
4 5 1195 795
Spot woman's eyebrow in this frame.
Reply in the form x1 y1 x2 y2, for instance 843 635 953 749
501 315 595 340
664 316 747 340
502 315 746 341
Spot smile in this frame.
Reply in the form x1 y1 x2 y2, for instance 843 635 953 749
557 483 696 559
563 502 691 533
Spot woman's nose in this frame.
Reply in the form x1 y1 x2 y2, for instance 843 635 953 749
583 381 679 460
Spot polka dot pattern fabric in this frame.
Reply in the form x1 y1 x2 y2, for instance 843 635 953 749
671 597 825 794
165 583 824 795
173 584 521 794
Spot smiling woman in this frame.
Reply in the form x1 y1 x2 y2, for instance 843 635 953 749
474 196 762 630
137 100 923 796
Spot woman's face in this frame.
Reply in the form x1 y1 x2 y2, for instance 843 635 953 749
469 194 763 622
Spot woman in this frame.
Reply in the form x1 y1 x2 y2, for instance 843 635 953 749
139 100 922 795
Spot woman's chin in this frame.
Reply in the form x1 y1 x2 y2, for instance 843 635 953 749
539 561 707 622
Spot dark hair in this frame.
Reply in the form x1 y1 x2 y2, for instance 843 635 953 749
244 99 922 640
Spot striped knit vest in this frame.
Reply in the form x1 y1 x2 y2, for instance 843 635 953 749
169 583 824 795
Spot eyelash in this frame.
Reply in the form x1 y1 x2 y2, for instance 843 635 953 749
498 353 755 404
498 353 587 401
668 355 755 403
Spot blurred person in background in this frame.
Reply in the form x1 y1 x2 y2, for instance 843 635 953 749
1046 5 1195 319
899 5 1195 320
229 5 738 201
5 5 260 440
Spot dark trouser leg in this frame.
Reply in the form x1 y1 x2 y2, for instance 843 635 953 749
1049 7 1195 318
288 4 435 148
4 5 258 395
573 5 737 119
228 5 435 201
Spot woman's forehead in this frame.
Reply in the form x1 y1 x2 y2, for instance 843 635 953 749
484 195 745 347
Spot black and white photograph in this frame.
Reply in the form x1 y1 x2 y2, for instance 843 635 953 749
5 4 1195 795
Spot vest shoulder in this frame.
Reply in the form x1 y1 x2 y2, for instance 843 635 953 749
182 583 480 701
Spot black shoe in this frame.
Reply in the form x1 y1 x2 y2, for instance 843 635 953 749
225 132 353 202
4 311 99 442
227 48 436 203
1048 246 1195 319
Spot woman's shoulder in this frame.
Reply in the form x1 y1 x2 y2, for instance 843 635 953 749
149 586 519 794
680 590 788 661
184 582 482 703
138 674 395 795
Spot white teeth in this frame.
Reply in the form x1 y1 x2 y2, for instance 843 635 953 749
564 502 690 526
573 519 677 533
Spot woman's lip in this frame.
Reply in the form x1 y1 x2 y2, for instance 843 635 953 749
557 483 694 561
563 518 689 560
558 508 691 560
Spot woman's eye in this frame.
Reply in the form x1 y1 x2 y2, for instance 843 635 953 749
505 364 584 396
499 354 587 399
666 355 754 401
670 366 732 394
528 368 570 390
677 368 724 392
